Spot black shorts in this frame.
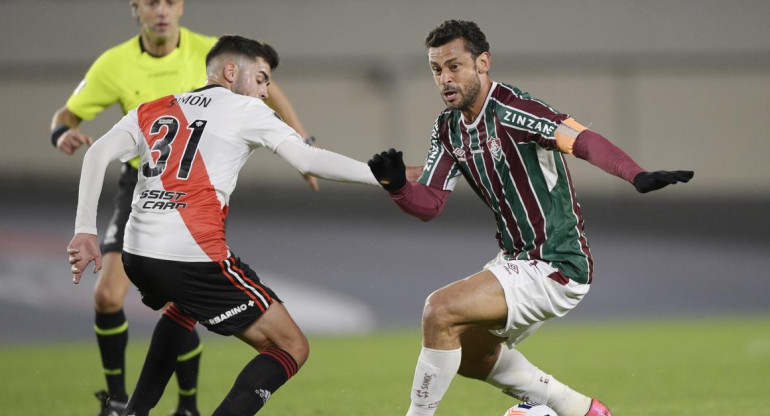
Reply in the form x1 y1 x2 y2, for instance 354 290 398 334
122 252 281 336
100 163 138 253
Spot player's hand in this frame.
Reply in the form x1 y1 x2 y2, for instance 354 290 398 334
56 128 94 155
405 165 424 183
302 173 320 192
368 148 407 192
633 170 694 193
67 233 102 284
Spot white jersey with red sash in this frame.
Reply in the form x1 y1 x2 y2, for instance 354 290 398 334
114 85 300 262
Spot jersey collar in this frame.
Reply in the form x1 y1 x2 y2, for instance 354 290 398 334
138 31 182 57
191 84 225 93
461 81 497 129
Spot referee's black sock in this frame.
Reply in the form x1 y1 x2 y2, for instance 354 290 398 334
95 309 129 403
126 315 190 416
212 348 299 416
174 329 202 414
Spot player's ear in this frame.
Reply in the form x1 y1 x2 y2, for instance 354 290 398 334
130 0 138 18
476 51 491 75
223 61 238 83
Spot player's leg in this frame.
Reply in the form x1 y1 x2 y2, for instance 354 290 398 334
93 253 132 413
92 164 136 414
92 253 132 415
473 257 606 416
125 304 198 416
454 326 607 415
121 251 206 416
406 268 508 416
208 256 308 416
125 252 307 416
211 301 309 416
172 329 203 416
484 342 594 416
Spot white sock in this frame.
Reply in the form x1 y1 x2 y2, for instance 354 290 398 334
485 347 591 416
405 346 462 416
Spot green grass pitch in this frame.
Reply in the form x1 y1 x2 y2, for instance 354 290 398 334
1 316 768 415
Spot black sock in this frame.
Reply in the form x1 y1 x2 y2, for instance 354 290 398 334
212 348 298 416
95 309 129 402
125 314 192 416
175 329 202 413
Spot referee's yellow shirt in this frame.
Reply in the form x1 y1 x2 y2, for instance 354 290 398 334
66 27 216 168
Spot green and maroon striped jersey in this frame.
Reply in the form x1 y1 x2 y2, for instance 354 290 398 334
419 82 593 283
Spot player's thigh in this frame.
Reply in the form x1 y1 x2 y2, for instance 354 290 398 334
93 251 132 311
235 302 309 367
485 255 588 347
426 269 508 330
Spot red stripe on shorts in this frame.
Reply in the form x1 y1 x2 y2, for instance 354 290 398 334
163 303 197 331
218 258 266 312
229 258 274 304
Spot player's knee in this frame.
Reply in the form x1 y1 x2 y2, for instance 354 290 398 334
295 335 310 367
93 284 124 312
422 289 458 331
285 334 310 369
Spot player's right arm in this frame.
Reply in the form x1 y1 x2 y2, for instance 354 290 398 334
368 148 450 222
50 106 94 155
69 117 137 284
367 118 455 221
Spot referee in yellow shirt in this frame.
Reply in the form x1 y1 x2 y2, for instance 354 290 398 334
49 1 317 415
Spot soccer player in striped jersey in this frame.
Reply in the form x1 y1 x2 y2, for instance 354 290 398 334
49 1 317 415
67 34 380 416
368 20 693 416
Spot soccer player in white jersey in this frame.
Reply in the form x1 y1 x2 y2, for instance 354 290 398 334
368 20 693 416
50 2 319 414
67 35 380 416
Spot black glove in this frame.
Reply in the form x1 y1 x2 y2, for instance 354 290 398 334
633 170 694 193
368 148 407 192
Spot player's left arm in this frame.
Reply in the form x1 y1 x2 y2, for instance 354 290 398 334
274 135 380 187
554 118 694 193
265 80 320 191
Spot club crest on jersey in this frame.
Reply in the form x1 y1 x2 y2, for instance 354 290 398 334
487 137 503 161
453 146 467 162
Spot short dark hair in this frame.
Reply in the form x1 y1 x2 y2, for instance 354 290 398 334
206 35 279 70
424 20 489 58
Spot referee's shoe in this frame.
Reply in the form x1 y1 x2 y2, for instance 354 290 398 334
95 390 127 416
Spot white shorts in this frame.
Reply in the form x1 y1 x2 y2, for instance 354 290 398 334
485 252 590 347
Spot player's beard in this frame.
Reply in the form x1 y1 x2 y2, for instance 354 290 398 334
233 76 250 97
442 74 481 112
